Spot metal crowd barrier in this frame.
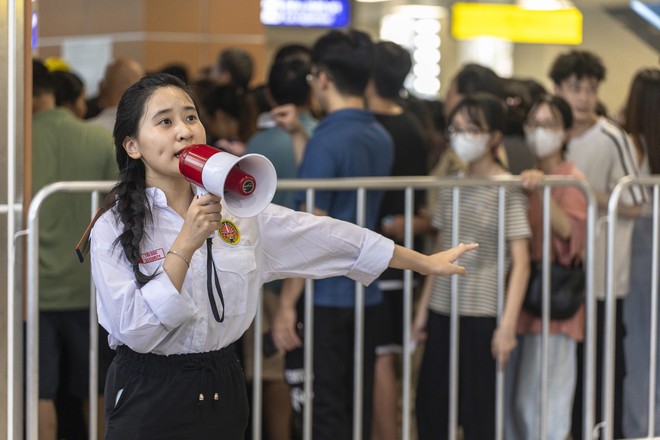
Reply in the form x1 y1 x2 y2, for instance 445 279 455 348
24 175 598 440
26 181 113 440
605 176 660 440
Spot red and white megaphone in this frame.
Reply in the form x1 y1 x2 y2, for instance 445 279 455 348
178 144 277 218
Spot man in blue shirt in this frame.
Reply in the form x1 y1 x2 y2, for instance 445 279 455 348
272 29 394 440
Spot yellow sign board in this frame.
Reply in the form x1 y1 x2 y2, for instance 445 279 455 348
452 3 583 45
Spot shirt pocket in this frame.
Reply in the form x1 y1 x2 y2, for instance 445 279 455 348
213 246 256 317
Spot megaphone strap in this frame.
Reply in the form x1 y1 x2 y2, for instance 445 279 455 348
75 207 106 263
206 238 225 323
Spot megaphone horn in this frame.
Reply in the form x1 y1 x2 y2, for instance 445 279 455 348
178 144 277 218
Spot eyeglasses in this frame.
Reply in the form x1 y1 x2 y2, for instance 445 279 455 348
524 121 562 130
306 67 333 85
446 125 489 139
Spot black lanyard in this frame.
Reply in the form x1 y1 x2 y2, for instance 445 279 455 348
206 238 225 323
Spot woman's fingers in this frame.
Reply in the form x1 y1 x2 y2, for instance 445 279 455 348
185 195 224 238
447 242 479 262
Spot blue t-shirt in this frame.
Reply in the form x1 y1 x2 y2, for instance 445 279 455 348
296 108 394 307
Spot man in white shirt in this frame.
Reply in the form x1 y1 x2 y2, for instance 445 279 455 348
550 49 643 439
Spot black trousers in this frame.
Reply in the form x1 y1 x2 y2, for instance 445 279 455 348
415 311 498 440
571 299 626 439
104 345 248 440
285 305 378 440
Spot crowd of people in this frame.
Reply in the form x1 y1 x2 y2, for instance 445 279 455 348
31 26 660 440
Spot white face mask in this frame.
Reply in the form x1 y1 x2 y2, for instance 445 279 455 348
451 133 490 164
525 128 565 159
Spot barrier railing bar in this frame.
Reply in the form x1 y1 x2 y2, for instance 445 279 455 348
6 0 20 436
605 183 620 440
649 185 659 438
495 186 506 440
583 180 598 440
449 186 460 440
302 188 315 440
88 190 100 440
0 203 22 214
401 186 414 440
540 185 552 439
352 187 366 440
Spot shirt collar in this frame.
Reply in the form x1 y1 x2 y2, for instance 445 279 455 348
145 186 169 208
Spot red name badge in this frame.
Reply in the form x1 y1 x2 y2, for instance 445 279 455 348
139 248 166 264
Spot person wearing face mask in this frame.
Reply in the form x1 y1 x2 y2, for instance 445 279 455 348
413 93 531 440
505 95 587 440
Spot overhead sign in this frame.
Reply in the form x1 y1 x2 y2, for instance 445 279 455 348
452 3 583 45
261 0 351 28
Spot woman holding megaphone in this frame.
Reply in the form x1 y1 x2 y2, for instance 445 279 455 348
88 73 477 439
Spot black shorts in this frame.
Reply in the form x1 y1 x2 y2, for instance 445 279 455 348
39 310 115 400
372 288 404 355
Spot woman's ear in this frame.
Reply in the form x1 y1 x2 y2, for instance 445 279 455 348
123 136 141 159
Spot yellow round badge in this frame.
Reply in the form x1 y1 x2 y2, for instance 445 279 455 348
219 219 240 245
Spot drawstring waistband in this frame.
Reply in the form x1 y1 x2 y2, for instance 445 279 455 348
115 345 235 404
183 356 220 405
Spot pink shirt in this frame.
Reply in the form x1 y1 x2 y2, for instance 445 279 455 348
517 161 587 341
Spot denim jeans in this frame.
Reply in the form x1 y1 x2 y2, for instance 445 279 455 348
506 333 576 440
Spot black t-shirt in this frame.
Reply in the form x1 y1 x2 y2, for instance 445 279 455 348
375 111 430 280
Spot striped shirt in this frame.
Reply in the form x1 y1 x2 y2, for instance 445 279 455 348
566 117 644 298
429 184 531 317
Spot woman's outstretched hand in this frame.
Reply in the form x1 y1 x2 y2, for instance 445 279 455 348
388 242 478 277
425 242 479 276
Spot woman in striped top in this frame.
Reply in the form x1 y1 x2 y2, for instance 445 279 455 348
413 93 531 440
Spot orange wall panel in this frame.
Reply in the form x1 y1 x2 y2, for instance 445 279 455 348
38 0 142 36
207 1 264 35
143 41 204 75
144 0 202 33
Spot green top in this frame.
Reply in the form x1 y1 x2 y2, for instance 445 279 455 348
32 108 117 310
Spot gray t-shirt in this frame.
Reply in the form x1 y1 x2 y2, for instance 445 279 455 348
566 117 644 299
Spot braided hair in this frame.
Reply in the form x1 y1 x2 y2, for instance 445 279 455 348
102 73 198 285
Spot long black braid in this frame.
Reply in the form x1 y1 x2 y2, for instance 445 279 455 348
101 73 197 285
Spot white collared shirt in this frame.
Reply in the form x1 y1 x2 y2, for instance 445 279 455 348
90 187 394 355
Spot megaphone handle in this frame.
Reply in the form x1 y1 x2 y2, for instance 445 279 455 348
193 185 218 238
195 185 208 197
